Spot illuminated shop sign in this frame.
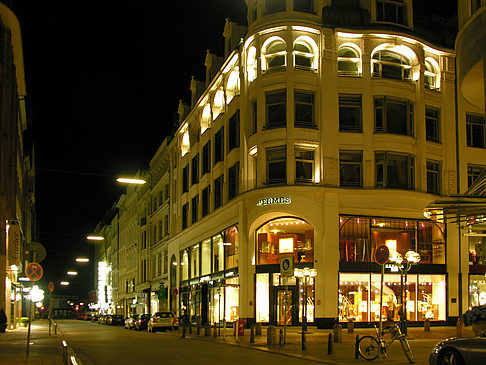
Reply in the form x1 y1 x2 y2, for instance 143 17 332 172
257 196 291 207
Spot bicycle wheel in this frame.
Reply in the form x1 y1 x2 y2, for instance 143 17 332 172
358 336 380 360
399 337 415 363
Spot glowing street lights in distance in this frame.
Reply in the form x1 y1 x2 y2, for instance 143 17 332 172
67 271 78 276
60 281 69 286
86 235 104 241
75 258 89 263
116 178 146 185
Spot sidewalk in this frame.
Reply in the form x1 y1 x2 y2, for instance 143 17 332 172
0 320 63 365
175 324 477 364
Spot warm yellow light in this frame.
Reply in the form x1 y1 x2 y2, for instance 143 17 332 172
67 271 78 276
279 237 294 253
60 281 69 286
385 240 397 252
86 235 104 241
116 178 146 185
75 258 89 263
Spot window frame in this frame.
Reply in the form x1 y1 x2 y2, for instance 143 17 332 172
372 49 412 81
295 147 315 184
375 0 409 27
202 141 211 175
214 175 224 210
374 96 414 137
191 154 199 185
339 94 362 132
466 113 486 149
191 195 199 224
214 127 224 165
339 150 363 188
182 164 189 193
265 0 286 14
426 160 441 195
228 110 240 152
263 38 287 72
337 46 361 77
202 186 211 217
266 146 287 186
294 90 316 128
294 0 314 13
265 90 287 129
425 107 440 143
375 151 415 190
228 162 240 201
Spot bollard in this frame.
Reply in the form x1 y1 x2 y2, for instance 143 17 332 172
301 329 306 351
255 322 262 336
456 317 465 337
204 323 210 336
54 323 57 335
213 323 217 338
354 335 360 359
189 320 192 334
181 323 186 338
424 318 431 332
250 324 255 343
197 320 201 336
267 325 276 345
347 318 354 333
333 324 342 343
327 333 333 355
279 329 284 347
61 340 68 364
234 320 238 337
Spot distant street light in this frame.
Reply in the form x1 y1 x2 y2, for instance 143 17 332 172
116 178 146 185
60 281 69 286
75 258 89 263
86 235 104 241
67 271 78 276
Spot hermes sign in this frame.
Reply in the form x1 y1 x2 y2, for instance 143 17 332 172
257 196 291 207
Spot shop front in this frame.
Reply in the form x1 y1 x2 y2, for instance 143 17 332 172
255 217 315 326
338 215 447 323
467 225 486 308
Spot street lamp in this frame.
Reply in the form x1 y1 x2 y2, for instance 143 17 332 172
389 250 420 335
60 281 69 286
86 235 104 241
75 258 89 263
67 271 78 276
116 177 146 185
294 267 317 332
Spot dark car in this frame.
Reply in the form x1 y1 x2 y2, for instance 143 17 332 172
124 314 139 329
135 314 150 331
108 314 124 326
429 332 486 365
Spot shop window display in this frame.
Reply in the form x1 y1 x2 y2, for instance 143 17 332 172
212 235 224 272
225 226 239 270
339 216 445 264
468 232 486 265
256 273 270 322
257 217 314 265
225 277 239 321
338 273 445 322
469 275 486 307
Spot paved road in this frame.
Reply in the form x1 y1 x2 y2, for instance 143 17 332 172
58 320 320 365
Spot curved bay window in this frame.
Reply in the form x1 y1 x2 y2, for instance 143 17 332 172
257 217 314 265
339 216 445 264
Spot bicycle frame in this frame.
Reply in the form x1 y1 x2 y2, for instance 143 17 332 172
373 323 404 351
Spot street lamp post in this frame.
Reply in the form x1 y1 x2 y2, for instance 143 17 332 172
389 250 420 335
293 267 317 332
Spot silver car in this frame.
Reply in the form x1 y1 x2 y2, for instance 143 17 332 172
147 311 178 332
429 332 486 365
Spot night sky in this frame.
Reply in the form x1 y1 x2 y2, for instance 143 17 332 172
8 0 457 299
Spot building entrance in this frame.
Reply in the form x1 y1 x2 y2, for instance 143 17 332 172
271 286 298 325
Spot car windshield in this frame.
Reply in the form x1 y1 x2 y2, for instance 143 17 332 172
154 312 173 318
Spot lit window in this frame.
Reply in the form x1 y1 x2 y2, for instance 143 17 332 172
338 46 361 76
295 147 314 183
293 37 317 70
372 49 411 81
262 37 286 72
424 58 440 90
247 46 257 82
212 89 225 120
201 104 211 134
226 71 240 103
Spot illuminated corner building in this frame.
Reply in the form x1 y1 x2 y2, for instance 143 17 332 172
456 1 486 311
158 0 473 329
0 3 35 330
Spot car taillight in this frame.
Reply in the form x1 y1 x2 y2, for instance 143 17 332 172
174 317 178 324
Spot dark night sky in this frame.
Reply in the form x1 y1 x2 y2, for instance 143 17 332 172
7 0 456 299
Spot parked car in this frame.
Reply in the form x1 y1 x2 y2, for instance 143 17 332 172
98 314 109 324
147 312 178 332
90 313 99 323
107 314 124 326
429 332 486 365
124 314 139 329
135 314 150 331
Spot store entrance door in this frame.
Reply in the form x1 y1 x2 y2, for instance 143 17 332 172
271 286 298 325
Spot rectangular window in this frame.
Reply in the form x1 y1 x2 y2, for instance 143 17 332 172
164 215 169 237
163 249 168 274
228 162 240 201
295 90 315 128
202 185 211 217
266 0 285 14
376 0 408 26
252 100 258 135
374 97 414 136
214 127 224 164
267 146 287 185
182 165 189 193
375 152 415 189
228 110 240 151
202 141 211 175
468 164 486 188
340 151 363 187
466 113 486 148
182 203 189 230
191 195 199 224
426 161 440 194
295 147 314 183
214 175 224 210
158 221 163 241
266 90 286 129
426 107 440 143
339 94 362 132
191 154 199 185
294 0 314 13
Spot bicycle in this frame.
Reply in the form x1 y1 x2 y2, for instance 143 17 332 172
358 323 415 363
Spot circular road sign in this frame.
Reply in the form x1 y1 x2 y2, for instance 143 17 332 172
25 262 43 282
375 245 390 265
48 282 54 293
171 288 179 296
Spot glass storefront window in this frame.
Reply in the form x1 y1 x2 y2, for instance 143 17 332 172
225 277 239 321
298 277 315 323
256 273 270 322
339 273 446 322
181 250 189 281
213 234 224 272
257 217 314 265
225 226 239 270
201 239 211 275
209 285 223 324
339 216 445 264
469 275 486 307
468 231 486 265
191 245 199 278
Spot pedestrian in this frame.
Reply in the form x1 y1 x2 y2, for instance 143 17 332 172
0 308 7 333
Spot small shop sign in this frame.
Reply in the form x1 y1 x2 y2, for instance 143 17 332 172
257 196 291 207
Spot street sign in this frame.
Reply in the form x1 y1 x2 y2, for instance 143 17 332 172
48 282 54 293
280 256 294 277
25 262 43 281
171 288 179 296
375 245 390 265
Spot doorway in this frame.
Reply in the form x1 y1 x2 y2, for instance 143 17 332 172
271 286 298 325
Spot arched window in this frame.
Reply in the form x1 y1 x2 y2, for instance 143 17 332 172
247 46 257 82
337 45 361 76
200 103 211 134
424 58 440 90
293 37 317 70
372 49 411 81
226 70 240 103
262 37 286 72
212 89 225 119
